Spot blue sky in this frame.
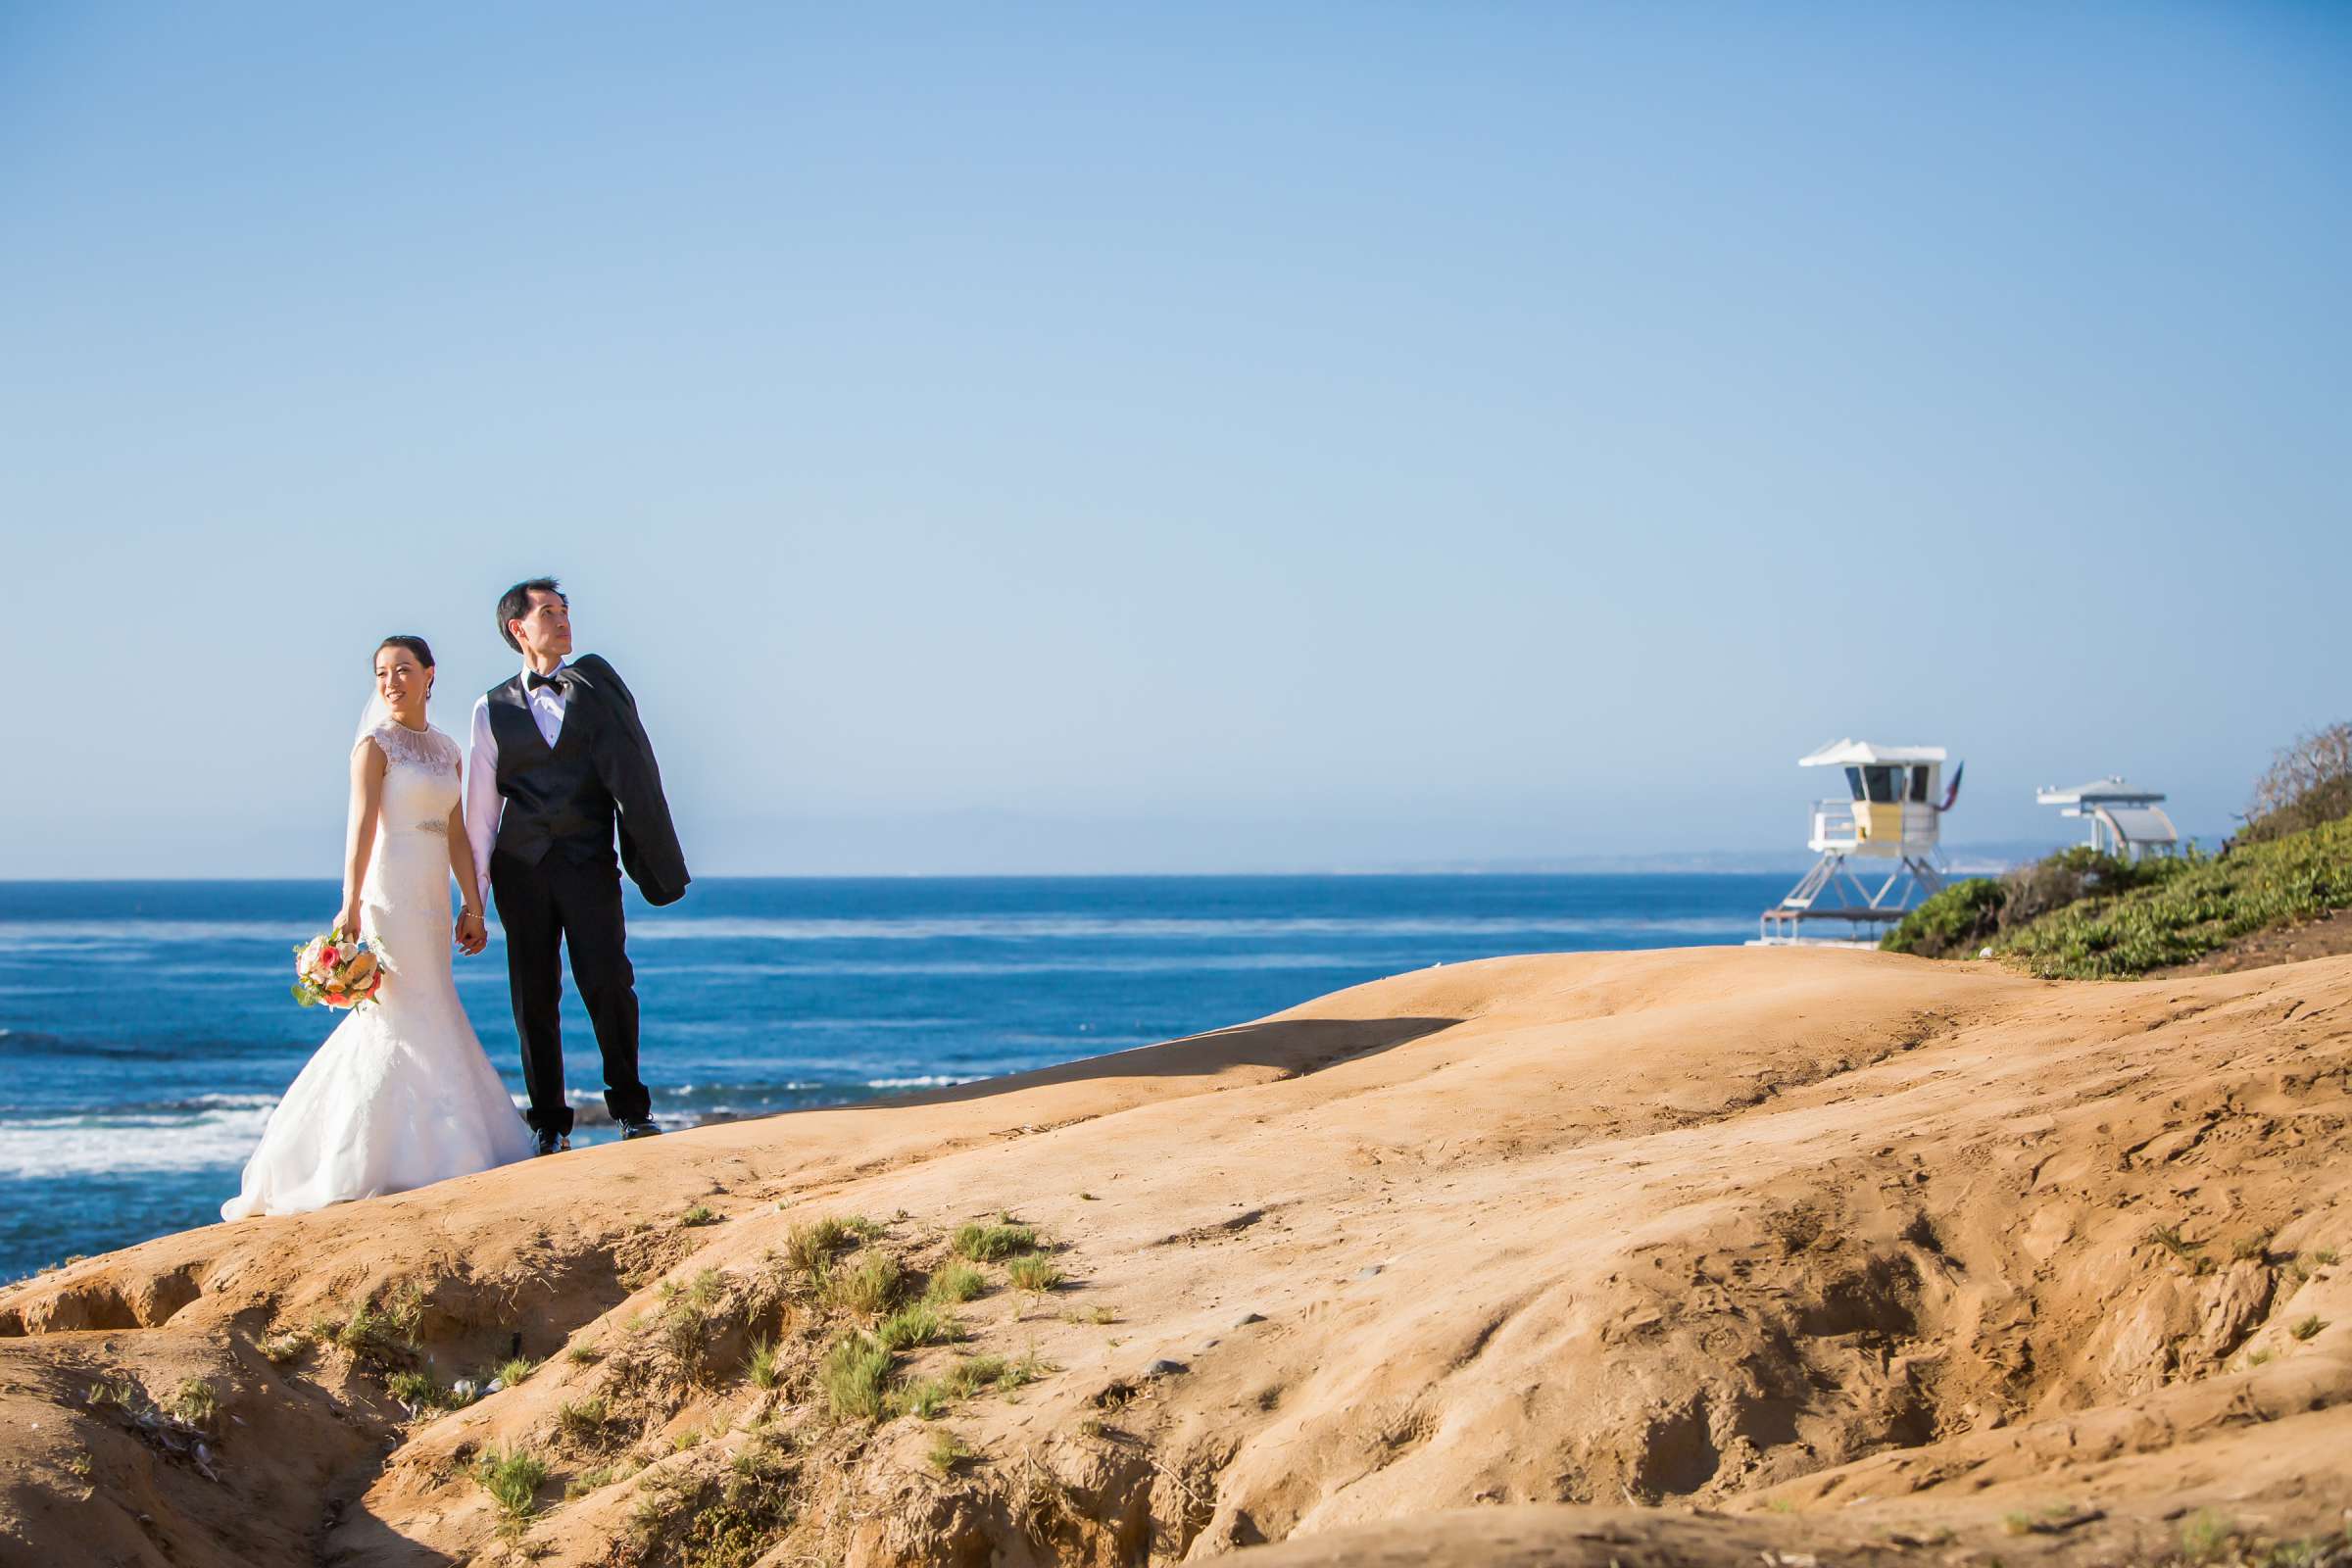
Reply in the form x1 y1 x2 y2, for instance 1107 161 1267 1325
2 3 2345 876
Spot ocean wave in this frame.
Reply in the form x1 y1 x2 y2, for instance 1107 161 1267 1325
617 913 1753 943
0 1102 276 1180
0 911 1756 954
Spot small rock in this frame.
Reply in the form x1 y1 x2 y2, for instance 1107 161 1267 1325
1234 1312 1265 1327
1198 1339 1220 1351
1354 1265 1385 1281
1146 1358 1189 1378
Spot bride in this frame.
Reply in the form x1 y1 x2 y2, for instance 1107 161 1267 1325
222 635 534 1220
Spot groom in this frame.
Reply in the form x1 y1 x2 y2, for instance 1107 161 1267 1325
464 577 690 1154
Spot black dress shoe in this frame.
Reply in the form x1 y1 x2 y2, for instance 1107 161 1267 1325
532 1129 570 1156
618 1117 662 1141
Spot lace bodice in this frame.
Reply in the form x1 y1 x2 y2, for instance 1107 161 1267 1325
359 722 463 842
364 720 463 774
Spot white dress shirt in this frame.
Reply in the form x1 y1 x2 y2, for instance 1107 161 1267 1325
466 663 570 908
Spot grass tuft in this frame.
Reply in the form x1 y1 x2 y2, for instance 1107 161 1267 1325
825 1251 906 1318
679 1203 719 1227
1002 1344 1055 1390
556 1396 607 1440
474 1446 549 1521
890 1377 952 1419
2290 1314 2328 1342
877 1300 958 1351
747 1334 781 1391
1006 1255 1063 1295
818 1332 894 1423
494 1355 535 1390
169 1379 217 1427
951 1221 1038 1262
927 1429 972 1473
783 1216 851 1277
2180 1508 2237 1564
924 1262 987 1304
944 1354 1005 1396
386 1369 443 1410
2231 1233 2272 1263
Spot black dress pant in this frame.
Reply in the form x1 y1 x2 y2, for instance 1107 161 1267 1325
490 847 649 1134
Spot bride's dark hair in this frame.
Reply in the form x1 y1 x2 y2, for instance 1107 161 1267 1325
376 634 435 668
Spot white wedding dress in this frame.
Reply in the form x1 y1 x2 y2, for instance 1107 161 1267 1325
222 719 534 1220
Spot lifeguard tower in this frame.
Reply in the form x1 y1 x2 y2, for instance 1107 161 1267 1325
1756 739 1962 946
2035 776 2179 860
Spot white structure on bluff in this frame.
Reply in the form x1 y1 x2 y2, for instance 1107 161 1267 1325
2035 776 2179 860
1756 739 1963 947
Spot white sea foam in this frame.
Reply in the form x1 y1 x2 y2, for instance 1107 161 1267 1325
0 1102 276 1180
634 952 1500 979
0 919 319 951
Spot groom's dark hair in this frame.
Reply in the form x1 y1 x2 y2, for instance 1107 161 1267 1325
497 577 565 653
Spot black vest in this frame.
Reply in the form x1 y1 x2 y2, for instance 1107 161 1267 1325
487 676 617 868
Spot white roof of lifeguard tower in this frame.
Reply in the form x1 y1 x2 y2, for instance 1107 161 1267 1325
1798 739 1949 767
2036 776 2167 807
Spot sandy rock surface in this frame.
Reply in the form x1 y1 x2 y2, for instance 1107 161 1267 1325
4 946 2349 1566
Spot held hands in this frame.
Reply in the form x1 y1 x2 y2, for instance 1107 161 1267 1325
455 907 488 956
335 905 364 943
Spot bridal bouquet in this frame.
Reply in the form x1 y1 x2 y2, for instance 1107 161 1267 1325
291 928 388 1010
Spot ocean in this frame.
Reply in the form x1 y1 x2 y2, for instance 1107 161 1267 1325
0 874 1788 1284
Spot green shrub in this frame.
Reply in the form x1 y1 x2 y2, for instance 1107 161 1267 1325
2239 722 2352 845
1883 849 2193 961
1882 876 2005 957
1999 818 2352 978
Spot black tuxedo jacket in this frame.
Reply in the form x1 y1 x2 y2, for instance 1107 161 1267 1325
488 654 691 906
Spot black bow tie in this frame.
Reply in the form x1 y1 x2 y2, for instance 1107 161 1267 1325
526 671 567 694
